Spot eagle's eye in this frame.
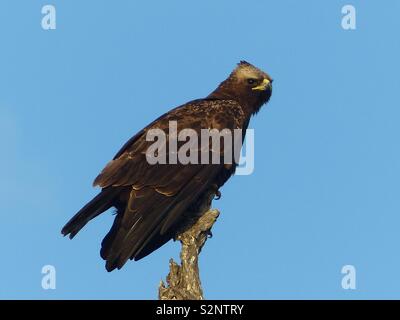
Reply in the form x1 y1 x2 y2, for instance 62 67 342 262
247 78 257 85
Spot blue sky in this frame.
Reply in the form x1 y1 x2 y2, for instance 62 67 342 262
1 0 400 299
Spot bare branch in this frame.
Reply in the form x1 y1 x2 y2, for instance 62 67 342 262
159 191 220 300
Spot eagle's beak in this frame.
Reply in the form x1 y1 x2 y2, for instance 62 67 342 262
252 78 272 91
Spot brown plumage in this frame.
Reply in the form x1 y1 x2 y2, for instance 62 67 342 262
62 61 273 271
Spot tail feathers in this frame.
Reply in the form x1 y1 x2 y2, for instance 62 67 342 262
61 188 118 239
100 210 123 263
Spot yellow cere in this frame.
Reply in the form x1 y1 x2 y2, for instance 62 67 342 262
252 78 271 91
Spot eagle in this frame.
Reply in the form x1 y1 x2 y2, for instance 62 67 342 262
62 61 273 271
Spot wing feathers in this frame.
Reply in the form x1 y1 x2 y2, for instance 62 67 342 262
65 99 246 271
102 164 221 271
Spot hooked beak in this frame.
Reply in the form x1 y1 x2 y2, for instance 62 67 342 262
252 78 273 91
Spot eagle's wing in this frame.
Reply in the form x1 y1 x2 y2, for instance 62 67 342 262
95 99 245 271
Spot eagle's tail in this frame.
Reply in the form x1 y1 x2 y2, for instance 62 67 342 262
61 187 119 239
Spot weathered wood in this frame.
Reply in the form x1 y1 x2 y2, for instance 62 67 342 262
159 191 220 300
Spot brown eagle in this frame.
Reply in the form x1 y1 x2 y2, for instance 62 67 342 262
62 61 273 271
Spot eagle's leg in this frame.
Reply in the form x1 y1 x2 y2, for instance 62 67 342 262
210 183 221 200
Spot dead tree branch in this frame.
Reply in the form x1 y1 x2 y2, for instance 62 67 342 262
158 191 219 300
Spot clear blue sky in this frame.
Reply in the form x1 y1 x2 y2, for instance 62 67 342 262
1 0 400 299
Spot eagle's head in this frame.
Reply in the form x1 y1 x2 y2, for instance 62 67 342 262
208 61 273 114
